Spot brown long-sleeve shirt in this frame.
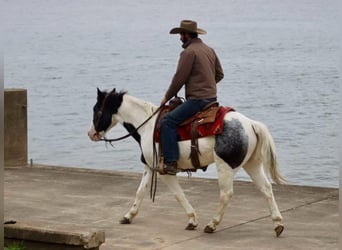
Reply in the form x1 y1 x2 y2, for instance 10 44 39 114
165 38 224 100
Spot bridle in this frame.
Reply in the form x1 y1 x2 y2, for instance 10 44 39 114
98 104 165 143
94 91 164 143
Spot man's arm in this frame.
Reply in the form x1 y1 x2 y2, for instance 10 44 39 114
214 53 224 83
164 50 195 100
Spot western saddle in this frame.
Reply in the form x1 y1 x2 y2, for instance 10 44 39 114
155 97 221 172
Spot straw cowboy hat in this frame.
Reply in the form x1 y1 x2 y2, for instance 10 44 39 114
169 20 207 35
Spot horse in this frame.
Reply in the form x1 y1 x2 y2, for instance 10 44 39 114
87 88 285 237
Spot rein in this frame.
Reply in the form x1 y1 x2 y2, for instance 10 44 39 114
99 104 164 143
99 101 167 202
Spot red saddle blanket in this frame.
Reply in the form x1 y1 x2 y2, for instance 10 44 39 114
154 106 235 142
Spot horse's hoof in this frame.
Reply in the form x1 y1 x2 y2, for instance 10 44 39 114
204 225 215 233
185 223 197 230
120 217 131 224
275 224 284 237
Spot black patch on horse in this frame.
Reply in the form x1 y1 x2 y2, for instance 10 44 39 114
93 88 125 132
215 119 248 168
123 122 141 144
123 122 147 164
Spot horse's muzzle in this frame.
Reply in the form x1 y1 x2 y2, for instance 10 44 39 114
88 130 101 141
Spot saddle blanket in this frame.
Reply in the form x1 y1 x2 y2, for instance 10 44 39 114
154 106 235 142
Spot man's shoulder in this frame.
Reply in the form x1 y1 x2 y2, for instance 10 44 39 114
189 38 204 46
187 39 214 53
186 39 204 49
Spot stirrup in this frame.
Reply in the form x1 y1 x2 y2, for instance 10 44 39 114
158 160 177 175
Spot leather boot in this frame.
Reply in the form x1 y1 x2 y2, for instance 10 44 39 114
163 161 178 175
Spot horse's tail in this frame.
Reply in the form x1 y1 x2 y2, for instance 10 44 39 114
251 121 286 184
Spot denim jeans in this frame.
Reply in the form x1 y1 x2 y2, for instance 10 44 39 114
160 98 217 163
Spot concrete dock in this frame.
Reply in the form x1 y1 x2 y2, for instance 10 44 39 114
4 165 339 250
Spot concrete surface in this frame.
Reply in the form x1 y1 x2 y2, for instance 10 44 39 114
4 165 339 250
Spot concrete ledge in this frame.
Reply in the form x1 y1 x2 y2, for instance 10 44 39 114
5 221 105 250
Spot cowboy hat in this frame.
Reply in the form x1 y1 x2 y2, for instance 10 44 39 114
169 20 207 35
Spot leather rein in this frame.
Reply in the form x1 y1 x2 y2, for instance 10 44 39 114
96 95 175 202
98 101 165 202
99 104 164 144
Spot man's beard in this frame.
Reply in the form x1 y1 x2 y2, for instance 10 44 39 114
181 36 189 44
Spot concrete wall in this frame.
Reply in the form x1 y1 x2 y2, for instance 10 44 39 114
5 222 105 250
4 88 28 166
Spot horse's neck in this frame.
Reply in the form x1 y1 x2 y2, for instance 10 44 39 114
118 95 158 127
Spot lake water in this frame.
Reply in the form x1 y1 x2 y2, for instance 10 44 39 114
3 0 339 187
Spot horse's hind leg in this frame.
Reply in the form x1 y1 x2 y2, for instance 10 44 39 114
204 155 236 233
243 163 284 237
160 175 198 230
120 165 152 224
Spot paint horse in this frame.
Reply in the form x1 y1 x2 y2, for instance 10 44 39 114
88 88 285 236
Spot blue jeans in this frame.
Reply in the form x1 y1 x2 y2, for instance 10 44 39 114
160 98 217 163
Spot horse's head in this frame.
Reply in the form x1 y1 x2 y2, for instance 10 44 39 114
88 88 126 141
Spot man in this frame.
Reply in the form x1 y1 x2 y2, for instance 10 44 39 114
160 20 224 175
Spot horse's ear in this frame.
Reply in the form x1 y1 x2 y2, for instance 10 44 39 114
111 88 116 94
97 88 105 101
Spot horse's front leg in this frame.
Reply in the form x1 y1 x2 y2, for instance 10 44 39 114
120 165 152 224
160 175 198 230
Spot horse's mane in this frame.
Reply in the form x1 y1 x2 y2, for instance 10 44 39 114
102 88 158 115
106 89 127 96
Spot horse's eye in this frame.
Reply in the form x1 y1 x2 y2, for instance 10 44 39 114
98 111 103 118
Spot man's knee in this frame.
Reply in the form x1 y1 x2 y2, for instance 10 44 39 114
160 114 177 128
160 116 169 128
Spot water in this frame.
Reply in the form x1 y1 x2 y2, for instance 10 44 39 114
3 0 339 188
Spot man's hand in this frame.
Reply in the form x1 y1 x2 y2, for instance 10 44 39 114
160 97 167 106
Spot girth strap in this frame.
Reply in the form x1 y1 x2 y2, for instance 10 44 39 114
190 119 202 168
188 103 220 169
